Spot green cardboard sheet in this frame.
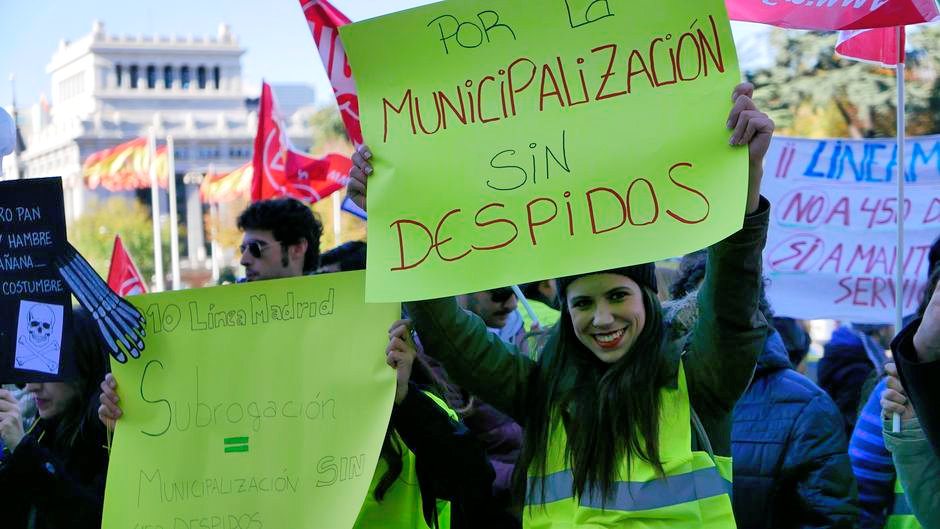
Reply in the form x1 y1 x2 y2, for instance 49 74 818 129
341 0 747 302
101 271 398 529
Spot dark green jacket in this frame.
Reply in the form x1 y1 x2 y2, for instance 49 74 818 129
884 417 939 528
406 198 770 459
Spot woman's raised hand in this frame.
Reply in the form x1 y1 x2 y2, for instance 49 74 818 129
347 146 373 212
387 319 418 405
727 82 774 215
98 373 123 429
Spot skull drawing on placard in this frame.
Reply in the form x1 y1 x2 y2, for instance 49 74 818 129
27 304 56 348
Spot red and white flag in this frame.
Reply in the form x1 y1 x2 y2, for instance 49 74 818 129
299 0 363 147
836 26 906 67
251 81 350 203
107 235 147 297
726 0 940 30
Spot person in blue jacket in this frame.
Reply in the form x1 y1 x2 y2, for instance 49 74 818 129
670 257 859 528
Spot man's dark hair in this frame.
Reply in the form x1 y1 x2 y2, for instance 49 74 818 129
773 316 811 368
237 198 322 273
669 250 707 301
319 241 367 272
520 280 547 305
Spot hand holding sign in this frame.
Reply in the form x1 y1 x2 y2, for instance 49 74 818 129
348 147 372 211
98 373 122 429
727 82 774 214
386 318 417 405
881 362 915 421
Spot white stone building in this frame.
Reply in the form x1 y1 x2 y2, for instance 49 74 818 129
2 20 317 266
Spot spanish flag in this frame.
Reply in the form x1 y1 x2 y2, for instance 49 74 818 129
200 162 253 204
83 138 169 191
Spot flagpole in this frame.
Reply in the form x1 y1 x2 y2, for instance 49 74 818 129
333 191 343 246
207 163 220 283
892 25 905 434
210 202 221 283
167 135 181 290
149 129 165 292
9 74 22 180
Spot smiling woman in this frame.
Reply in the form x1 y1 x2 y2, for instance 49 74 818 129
564 272 649 364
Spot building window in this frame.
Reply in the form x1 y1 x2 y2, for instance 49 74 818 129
115 64 122 87
59 72 86 100
180 66 190 89
196 146 222 160
146 65 157 89
213 66 221 90
197 66 207 90
229 145 251 158
164 65 173 89
129 65 139 89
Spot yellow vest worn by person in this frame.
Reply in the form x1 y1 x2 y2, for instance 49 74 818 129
886 479 922 529
353 392 456 529
519 300 561 334
524 362 735 528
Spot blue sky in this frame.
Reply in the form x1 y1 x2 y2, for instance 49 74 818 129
0 0 770 110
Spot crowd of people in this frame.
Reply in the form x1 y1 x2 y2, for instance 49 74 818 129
2 83 940 529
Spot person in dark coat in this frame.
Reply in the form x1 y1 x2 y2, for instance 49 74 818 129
773 316 812 373
891 268 940 461
819 326 888 439
733 330 859 528
0 308 110 529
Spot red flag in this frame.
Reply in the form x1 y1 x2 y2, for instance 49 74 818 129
299 0 363 147
250 81 350 203
726 0 939 30
836 26 906 67
107 235 147 297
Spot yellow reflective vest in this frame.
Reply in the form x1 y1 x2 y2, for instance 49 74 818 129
524 362 735 528
886 479 922 529
353 392 457 529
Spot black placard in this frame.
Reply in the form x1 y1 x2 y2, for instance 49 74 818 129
0 177 76 383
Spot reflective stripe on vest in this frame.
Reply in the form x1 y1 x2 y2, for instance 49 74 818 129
524 360 736 528
527 465 732 510
886 479 923 529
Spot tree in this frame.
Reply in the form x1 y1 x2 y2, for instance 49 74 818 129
69 197 181 288
309 105 354 157
307 105 366 253
749 25 940 139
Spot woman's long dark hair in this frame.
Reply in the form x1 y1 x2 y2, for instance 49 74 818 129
517 285 670 504
373 355 443 500
372 351 448 528
47 308 110 452
373 426 405 502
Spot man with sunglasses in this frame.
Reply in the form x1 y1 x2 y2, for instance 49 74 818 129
459 288 524 346
236 197 323 282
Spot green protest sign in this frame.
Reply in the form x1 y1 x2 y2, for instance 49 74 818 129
101 271 399 529
341 0 746 302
